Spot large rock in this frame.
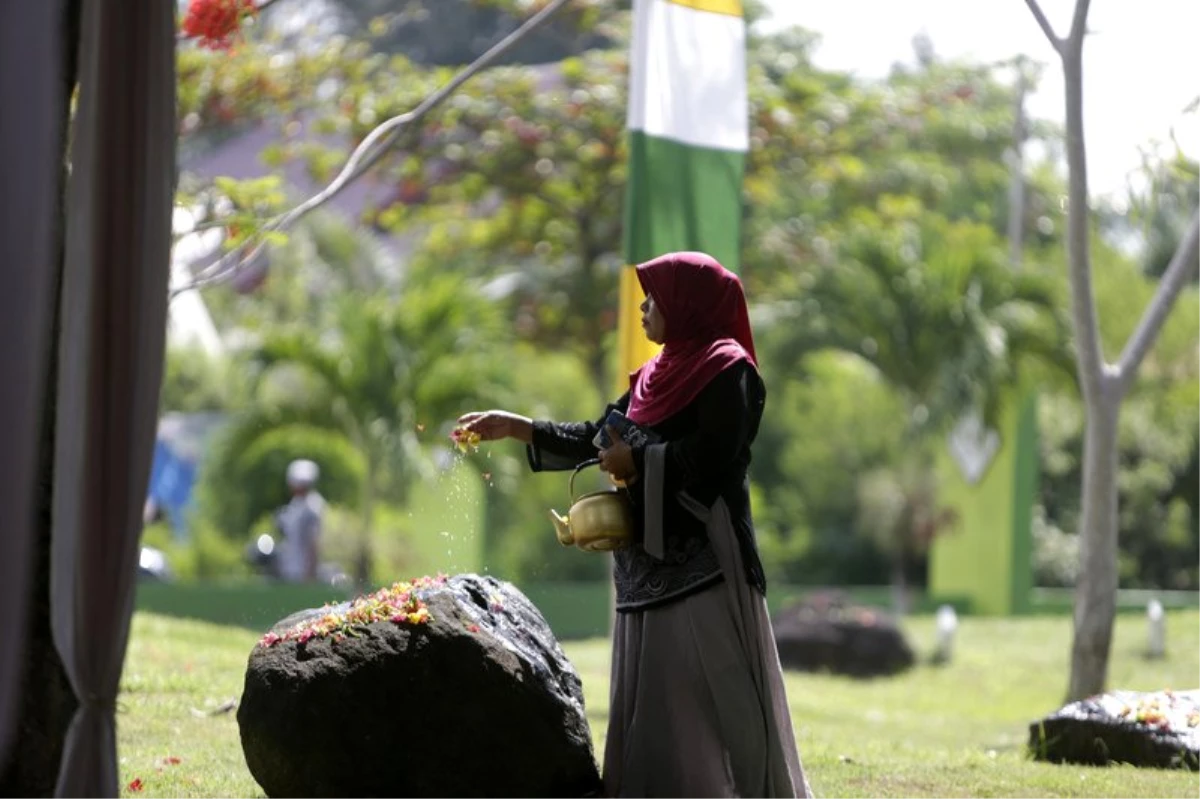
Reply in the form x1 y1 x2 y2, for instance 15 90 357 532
772 591 914 678
1029 689 1200 770
237 574 602 797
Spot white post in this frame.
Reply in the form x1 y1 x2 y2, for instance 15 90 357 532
1146 599 1165 659
933 604 959 665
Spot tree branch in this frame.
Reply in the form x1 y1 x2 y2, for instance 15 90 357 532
1067 0 1093 47
1115 210 1200 395
172 216 265 240
1023 0 1064 55
172 0 574 296
1055 4 1107 402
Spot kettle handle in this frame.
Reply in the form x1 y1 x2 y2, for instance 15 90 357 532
568 458 602 504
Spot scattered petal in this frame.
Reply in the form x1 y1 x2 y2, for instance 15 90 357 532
128 777 145 792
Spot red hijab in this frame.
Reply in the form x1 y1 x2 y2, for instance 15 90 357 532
626 252 758 427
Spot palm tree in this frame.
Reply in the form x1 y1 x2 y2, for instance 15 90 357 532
251 274 512 586
767 212 1074 609
794 214 1073 430
193 214 512 586
855 455 960 614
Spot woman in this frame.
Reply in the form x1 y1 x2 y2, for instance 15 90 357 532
458 251 810 798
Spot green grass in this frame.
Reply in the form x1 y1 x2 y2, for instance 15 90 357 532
118 609 1200 798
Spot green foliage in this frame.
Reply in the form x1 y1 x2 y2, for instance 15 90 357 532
856 459 957 556
205 175 290 251
1038 390 1198 590
379 48 630 387
479 346 610 582
1030 504 1079 588
1098 152 1199 279
764 213 1071 433
753 352 904 584
748 478 813 585
1036 251 1199 589
141 518 250 584
1088 238 1199 383
177 32 368 147
751 214 1070 589
160 347 241 413
313 0 616 67
744 45 1064 303
198 210 399 339
174 521 253 582
139 520 175 553
320 503 422 586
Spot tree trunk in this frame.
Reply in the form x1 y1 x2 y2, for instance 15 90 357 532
1028 0 1197 703
355 462 377 589
587 342 609 405
1056 9 1114 703
1068 390 1121 699
0 2 80 792
576 233 612 399
890 548 910 616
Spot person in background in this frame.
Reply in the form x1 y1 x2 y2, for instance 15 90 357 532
457 252 810 798
276 459 324 583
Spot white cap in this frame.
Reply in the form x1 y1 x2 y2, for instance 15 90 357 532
286 459 319 487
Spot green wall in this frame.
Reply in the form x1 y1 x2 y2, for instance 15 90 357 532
930 387 1038 615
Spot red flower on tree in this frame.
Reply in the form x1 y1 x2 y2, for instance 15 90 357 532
182 0 257 51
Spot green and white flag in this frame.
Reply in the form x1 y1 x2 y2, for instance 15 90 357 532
618 0 749 379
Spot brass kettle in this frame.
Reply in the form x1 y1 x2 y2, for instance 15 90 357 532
548 459 633 552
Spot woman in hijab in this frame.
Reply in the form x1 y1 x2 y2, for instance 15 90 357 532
457 251 810 798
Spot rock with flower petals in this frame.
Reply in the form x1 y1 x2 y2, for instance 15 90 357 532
772 591 914 678
237 573 601 797
1029 689 1200 770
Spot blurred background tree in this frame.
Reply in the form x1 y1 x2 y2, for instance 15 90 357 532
155 0 1197 602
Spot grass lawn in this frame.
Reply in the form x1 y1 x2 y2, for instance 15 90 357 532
118 608 1200 798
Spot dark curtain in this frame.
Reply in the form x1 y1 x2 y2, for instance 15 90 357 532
0 0 66 768
0 0 177 796
49 0 176 793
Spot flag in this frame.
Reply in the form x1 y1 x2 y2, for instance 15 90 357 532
617 0 749 388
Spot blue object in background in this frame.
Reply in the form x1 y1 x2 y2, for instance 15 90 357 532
147 439 198 536
145 412 226 538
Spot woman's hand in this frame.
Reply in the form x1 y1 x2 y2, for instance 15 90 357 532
598 425 638 482
456 410 534 444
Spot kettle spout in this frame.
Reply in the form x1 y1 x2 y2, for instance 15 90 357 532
548 509 574 546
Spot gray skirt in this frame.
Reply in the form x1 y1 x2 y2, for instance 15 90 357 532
603 447 811 798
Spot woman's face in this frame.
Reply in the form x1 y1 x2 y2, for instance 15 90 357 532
640 293 667 344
